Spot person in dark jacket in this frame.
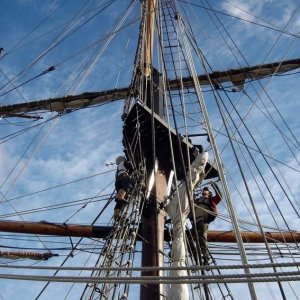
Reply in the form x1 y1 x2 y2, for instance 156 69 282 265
114 156 133 220
191 181 222 264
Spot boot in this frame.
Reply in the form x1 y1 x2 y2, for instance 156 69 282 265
115 189 128 203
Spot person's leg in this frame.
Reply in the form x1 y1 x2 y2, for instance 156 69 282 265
115 188 126 201
202 223 209 263
115 175 130 203
186 229 197 263
113 200 128 220
197 220 209 263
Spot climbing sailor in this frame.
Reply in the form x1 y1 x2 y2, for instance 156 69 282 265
191 180 222 264
114 156 133 220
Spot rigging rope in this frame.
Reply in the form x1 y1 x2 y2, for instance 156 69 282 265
1 1 298 298
1 170 114 203
181 0 300 39
0 67 55 98
35 193 114 299
176 7 257 295
1 271 300 284
0 0 117 95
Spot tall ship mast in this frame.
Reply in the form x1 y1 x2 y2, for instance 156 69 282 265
0 1 299 299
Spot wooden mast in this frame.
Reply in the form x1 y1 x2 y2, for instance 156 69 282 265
140 1 167 299
0 2 300 298
143 0 155 78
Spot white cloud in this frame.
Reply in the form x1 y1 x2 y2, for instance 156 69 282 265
221 0 258 21
0 0 299 299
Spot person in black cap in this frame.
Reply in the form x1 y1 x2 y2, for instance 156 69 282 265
114 156 133 220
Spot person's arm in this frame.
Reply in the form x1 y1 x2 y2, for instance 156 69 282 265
210 181 222 198
124 160 134 173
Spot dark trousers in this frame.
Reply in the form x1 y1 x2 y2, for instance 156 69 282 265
187 221 209 264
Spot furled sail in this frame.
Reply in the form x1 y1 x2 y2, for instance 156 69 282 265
166 151 208 300
1 58 299 118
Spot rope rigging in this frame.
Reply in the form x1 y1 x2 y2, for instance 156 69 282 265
183 0 300 236
157 6 214 299
80 159 147 299
175 3 294 297
183 1 300 160
0 0 118 95
0 1 299 300
181 0 300 39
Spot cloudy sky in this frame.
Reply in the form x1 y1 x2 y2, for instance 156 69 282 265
0 0 299 299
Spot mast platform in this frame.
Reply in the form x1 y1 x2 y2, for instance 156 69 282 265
123 101 218 180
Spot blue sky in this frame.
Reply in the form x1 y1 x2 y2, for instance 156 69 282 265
0 0 300 299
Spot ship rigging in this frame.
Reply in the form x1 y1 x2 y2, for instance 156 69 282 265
0 1 299 299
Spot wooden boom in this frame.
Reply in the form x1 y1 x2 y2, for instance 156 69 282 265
0 220 299 243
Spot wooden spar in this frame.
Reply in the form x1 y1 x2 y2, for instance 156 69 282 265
207 230 300 243
0 250 57 260
0 88 129 117
0 220 299 243
143 0 155 77
0 220 104 237
1 58 300 117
